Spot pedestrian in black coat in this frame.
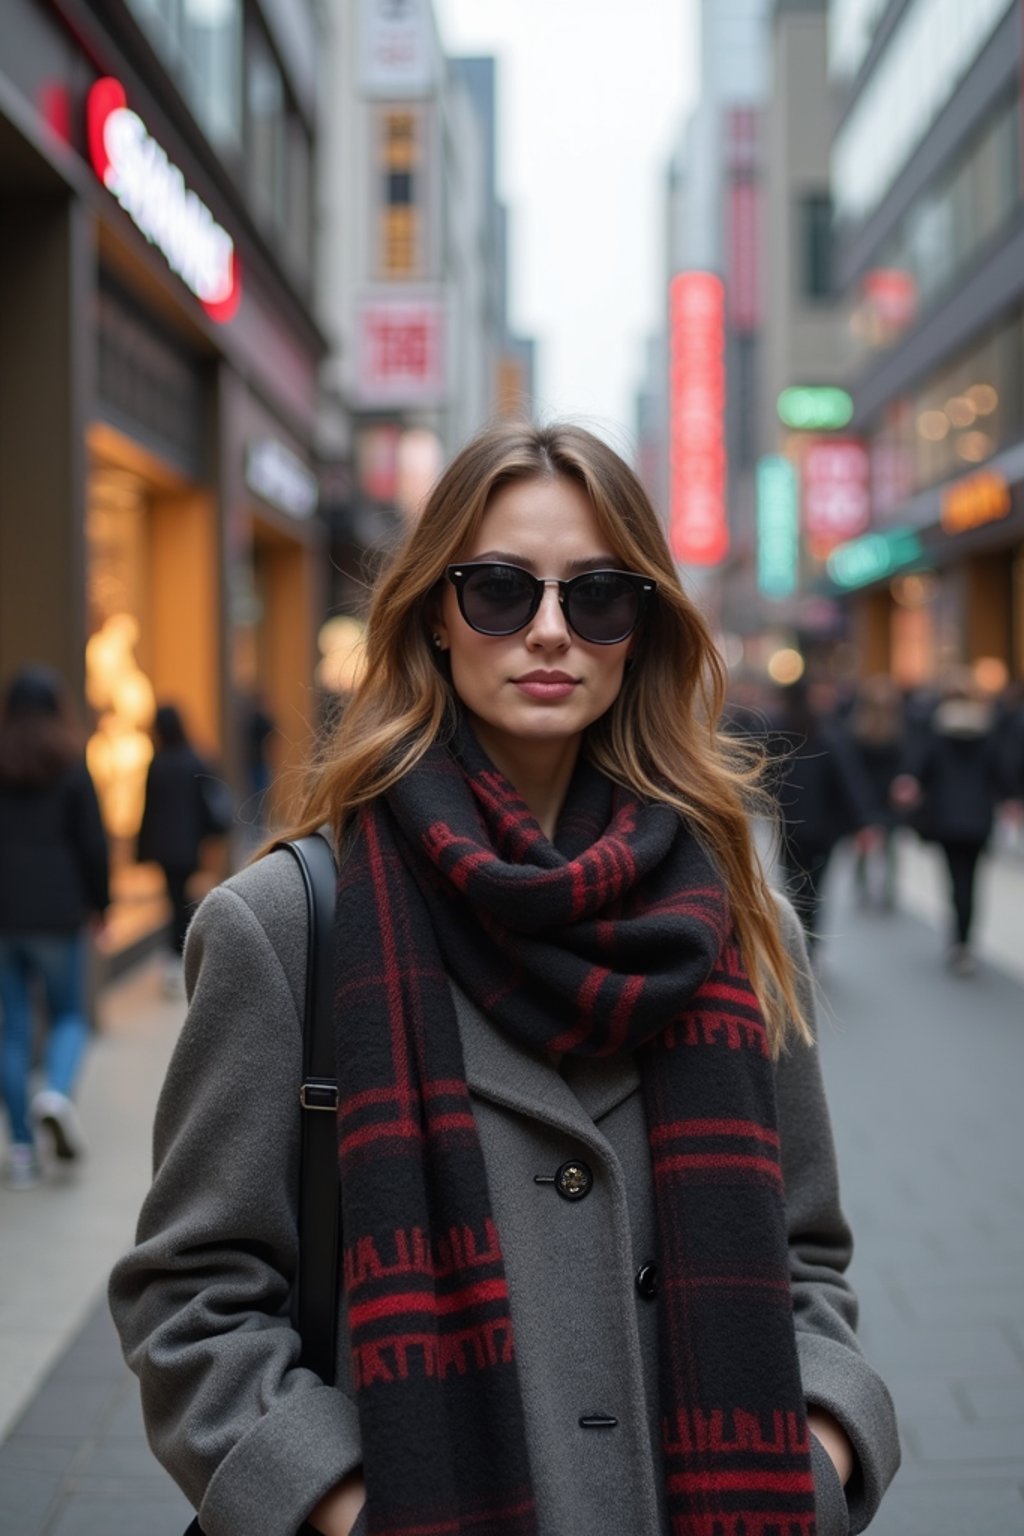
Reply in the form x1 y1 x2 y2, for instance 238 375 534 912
0 665 109 1187
769 681 874 953
138 705 231 988
848 675 905 910
891 673 1006 974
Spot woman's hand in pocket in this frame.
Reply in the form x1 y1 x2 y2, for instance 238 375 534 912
307 1468 366 1536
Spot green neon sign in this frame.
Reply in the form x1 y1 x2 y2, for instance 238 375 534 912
826 527 923 589
777 386 854 431
756 456 799 599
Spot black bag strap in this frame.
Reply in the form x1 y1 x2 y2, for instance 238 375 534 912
280 833 340 1387
183 835 339 1536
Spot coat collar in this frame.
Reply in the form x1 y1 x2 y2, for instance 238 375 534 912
451 981 641 1136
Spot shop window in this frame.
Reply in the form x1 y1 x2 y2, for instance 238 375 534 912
799 194 833 300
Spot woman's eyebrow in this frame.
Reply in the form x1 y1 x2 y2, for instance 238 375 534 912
469 550 619 574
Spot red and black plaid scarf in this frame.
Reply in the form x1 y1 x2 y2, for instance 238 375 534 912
334 723 815 1536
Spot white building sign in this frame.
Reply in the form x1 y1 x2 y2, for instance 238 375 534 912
358 0 437 98
355 294 446 407
246 438 319 520
87 78 240 323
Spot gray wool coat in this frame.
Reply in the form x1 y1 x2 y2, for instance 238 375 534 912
109 843 900 1536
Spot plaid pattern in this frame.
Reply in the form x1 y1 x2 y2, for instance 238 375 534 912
335 724 815 1536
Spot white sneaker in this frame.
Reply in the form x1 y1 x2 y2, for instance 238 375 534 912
31 1089 84 1161
4 1144 41 1190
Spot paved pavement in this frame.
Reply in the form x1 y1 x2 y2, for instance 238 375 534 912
1 836 1023 1534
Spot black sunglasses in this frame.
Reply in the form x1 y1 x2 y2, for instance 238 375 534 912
445 562 657 645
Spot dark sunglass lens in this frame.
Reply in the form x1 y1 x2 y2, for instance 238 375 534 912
461 565 537 634
567 573 640 643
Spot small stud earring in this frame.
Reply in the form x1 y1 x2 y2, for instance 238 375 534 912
432 635 444 650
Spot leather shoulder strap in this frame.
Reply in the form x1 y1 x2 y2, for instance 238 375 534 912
279 833 339 1385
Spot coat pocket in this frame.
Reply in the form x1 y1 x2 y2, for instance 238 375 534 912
810 1433 850 1536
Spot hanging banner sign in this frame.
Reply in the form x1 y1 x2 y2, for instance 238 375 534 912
246 438 319 519
358 0 437 97
87 78 240 323
757 456 799 599
803 437 870 557
669 271 728 567
356 294 446 406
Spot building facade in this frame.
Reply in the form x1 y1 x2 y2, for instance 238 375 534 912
826 0 1024 686
316 1 534 641
0 0 328 957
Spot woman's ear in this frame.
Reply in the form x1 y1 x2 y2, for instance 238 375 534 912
426 603 450 654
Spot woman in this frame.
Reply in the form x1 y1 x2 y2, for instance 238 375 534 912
110 424 899 1536
138 704 230 995
0 664 109 1188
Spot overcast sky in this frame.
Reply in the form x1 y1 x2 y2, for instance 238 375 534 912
432 0 699 452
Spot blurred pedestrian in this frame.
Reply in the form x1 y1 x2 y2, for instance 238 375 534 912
0 664 109 1189
891 670 1007 975
771 679 875 955
138 704 232 996
242 690 276 832
848 675 905 911
111 423 898 1536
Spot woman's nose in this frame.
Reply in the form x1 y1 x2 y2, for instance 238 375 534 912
526 583 571 646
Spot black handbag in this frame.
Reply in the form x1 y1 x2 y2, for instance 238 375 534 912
184 834 340 1536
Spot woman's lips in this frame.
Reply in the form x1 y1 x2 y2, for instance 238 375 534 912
513 673 579 701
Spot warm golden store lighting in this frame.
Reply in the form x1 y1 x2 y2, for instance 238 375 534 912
317 615 368 695
85 613 156 838
767 648 805 686
972 656 1008 695
966 383 998 416
890 573 938 608
917 410 949 441
956 431 995 463
945 396 977 429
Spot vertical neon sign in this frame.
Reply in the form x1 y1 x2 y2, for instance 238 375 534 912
669 272 728 566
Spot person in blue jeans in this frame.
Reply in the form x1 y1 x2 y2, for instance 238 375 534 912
0 665 109 1188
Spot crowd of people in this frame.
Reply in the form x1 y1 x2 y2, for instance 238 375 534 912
2 645 1023 1192
749 668 1024 975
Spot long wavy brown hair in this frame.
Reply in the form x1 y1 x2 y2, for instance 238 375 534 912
278 422 808 1052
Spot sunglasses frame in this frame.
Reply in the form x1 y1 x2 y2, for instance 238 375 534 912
445 561 657 645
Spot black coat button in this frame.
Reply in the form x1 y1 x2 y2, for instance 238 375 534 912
555 1160 593 1201
635 1261 659 1299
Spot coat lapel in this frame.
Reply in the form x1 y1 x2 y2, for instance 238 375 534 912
451 981 642 1135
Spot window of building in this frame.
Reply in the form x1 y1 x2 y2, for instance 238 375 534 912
799 194 833 299
832 0 1015 225
247 24 287 232
872 304 1024 507
126 0 242 150
851 93 1022 359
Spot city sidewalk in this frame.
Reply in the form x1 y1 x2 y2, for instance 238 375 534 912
1 842 1023 1534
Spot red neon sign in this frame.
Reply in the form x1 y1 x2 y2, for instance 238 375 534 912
669 271 728 566
87 78 241 323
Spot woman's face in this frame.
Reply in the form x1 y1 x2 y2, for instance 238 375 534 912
435 474 636 761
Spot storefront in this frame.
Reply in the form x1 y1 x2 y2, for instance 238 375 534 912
828 461 1024 689
0 0 327 966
